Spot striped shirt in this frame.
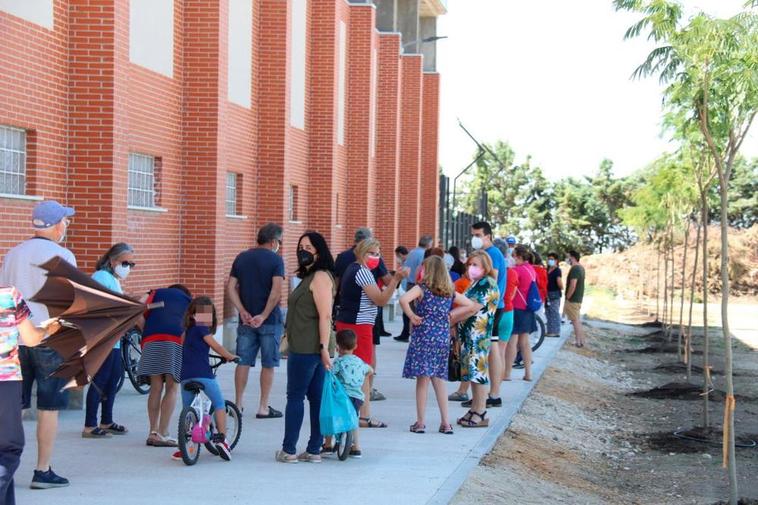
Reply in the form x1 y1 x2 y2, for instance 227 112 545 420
337 263 378 325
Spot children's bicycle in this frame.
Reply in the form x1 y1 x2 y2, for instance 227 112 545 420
333 429 354 461
177 355 242 466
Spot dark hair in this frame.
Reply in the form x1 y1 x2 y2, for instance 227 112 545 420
95 242 133 273
448 246 466 276
257 223 283 245
354 227 372 243
568 250 581 262
296 231 335 279
424 247 444 259
169 284 192 297
336 329 357 351
394 246 408 256
530 251 543 266
471 221 493 237
547 252 559 260
418 235 433 248
184 296 217 335
513 244 530 261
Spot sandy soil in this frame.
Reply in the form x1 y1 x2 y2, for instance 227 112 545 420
453 318 758 505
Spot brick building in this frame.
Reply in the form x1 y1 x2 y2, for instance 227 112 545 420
0 0 445 340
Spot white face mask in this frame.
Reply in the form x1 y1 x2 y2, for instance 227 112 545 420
57 223 68 243
471 236 484 250
114 264 131 279
272 240 281 254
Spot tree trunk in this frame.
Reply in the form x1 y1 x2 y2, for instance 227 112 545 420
656 245 661 321
669 228 676 344
686 218 701 383
678 222 690 363
663 237 670 340
701 196 710 429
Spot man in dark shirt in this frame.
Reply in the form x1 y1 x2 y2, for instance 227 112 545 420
228 223 285 418
564 250 586 347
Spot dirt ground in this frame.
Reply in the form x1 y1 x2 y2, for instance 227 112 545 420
453 313 758 505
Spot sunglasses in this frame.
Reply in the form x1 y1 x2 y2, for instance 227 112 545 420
120 261 136 268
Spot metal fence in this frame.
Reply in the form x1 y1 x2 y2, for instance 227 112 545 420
438 174 483 251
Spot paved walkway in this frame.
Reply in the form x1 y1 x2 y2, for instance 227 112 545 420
17 317 568 505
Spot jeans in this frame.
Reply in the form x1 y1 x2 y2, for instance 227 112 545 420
282 352 325 455
236 324 283 368
20 345 69 410
180 377 225 412
546 291 562 335
0 381 24 505
85 348 123 428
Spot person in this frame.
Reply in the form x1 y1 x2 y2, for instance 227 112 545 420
335 228 393 402
470 222 506 408
400 256 474 435
532 251 548 304
564 250 587 347
443 253 460 282
276 232 335 463
174 296 238 461
394 235 432 342
336 238 407 428
448 246 466 277
504 245 538 382
228 223 285 419
82 243 135 438
448 259 474 402
0 286 59 504
138 284 193 447
322 329 373 458
415 246 444 285
455 250 499 428
545 252 563 337
500 260 522 382
505 235 518 268
0 199 75 489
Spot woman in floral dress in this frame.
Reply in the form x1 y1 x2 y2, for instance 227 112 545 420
456 250 499 428
400 257 474 434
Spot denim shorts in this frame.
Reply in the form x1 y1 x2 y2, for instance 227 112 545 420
236 324 283 368
181 377 225 412
350 397 363 415
19 346 70 411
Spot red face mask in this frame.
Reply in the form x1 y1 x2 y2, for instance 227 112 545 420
366 256 381 270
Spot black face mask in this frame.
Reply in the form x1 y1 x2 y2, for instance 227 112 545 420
297 249 315 268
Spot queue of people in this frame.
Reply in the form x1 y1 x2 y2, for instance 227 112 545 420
0 201 588 504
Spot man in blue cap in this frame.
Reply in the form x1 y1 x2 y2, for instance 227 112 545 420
0 200 76 489
505 235 517 268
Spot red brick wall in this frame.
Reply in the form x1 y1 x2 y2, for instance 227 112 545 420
420 72 440 241
397 54 423 250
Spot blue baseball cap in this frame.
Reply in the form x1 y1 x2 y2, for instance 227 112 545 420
506 235 517 245
32 200 75 229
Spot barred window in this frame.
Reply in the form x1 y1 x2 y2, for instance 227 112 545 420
128 153 158 208
289 184 299 222
0 126 27 195
226 172 239 216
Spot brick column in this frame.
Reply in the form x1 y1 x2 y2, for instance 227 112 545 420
374 33 402 253
419 72 440 241
397 54 423 250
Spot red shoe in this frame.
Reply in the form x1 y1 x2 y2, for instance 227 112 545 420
171 450 182 461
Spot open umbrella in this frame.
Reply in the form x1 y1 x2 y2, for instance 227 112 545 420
30 256 163 388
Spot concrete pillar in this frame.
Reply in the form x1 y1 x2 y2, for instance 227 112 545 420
420 16 437 71
374 0 396 31
397 0 419 53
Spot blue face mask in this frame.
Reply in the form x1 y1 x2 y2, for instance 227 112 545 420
547 259 556 267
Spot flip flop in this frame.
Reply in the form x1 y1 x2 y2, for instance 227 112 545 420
359 417 388 428
102 423 128 435
82 427 111 438
256 406 283 419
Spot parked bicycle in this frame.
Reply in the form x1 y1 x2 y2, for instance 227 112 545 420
529 313 546 352
177 355 242 466
115 328 149 395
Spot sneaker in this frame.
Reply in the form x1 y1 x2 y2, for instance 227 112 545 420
171 450 183 461
212 433 232 461
297 451 322 463
30 467 69 489
513 361 525 369
448 391 469 402
349 448 362 458
275 450 298 463
486 396 502 408
370 389 386 401
321 444 336 456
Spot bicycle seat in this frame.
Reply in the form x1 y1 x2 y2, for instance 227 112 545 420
183 382 205 393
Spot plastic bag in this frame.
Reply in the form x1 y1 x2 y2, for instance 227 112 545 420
320 371 359 436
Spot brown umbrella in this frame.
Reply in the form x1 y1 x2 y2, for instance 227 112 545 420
31 256 163 388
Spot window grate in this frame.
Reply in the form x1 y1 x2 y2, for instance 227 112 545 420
128 153 156 208
0 126 27 195
226 172 238 216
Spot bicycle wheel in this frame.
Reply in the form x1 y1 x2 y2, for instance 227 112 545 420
530 317 546 352
335 431 353 461
123 329 149 395
177 406 201 466
204 401 242 455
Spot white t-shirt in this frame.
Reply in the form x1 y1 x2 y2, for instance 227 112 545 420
0 237 77 342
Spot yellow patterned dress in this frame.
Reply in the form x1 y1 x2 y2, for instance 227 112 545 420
457 276 499 384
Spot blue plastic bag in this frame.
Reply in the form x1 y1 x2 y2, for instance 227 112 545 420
320 371 359 436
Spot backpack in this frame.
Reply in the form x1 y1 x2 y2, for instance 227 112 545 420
517 266 543 312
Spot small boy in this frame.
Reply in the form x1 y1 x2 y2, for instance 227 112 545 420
323 329 372 458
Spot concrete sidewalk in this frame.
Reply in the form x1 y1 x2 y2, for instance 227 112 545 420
17 317 568 505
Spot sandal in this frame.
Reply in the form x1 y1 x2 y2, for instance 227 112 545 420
146 431 176 447
439 424 454 435
102 423 128 435
82 427 111 438
321 444 335 455
459 410 489 428
359 417 387 428
457 410 474 426
410 422 426 434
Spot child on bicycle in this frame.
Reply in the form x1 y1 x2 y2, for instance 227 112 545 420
322 329 372 458
174 296 237 461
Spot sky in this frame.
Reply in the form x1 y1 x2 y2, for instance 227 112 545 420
436 0 758 182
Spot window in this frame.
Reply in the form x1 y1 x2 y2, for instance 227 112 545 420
289 184 299 222
226 172 240 216
0 126 27 195
128 153 159 208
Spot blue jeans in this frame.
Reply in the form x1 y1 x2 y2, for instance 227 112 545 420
282 352 325 455
20 346 69 410
180 377 225 412
85 348 123 428
236 324 283 367
0 381 23 505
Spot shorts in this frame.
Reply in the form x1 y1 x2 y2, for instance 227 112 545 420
334 322 373 365
180 377 225 412
498 310 514 342
491 309 504 341
19 346 70 411
564 301 582 322
512 309 537 335
350 397 364 415
236 324 283 368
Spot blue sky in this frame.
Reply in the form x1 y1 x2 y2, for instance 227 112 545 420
436 0 758 182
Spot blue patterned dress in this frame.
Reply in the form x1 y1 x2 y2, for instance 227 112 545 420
402 286 453 379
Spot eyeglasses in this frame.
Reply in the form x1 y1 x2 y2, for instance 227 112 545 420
120 261 136 268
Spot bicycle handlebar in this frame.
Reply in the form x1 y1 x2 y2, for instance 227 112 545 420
209 354 240 368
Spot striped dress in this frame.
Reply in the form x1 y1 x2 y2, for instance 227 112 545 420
136 288 191 384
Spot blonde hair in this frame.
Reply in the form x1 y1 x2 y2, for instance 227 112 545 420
467 250 495 279
354 238 381 262
421 256 454 297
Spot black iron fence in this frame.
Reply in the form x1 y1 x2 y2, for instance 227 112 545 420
439 174 483 251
